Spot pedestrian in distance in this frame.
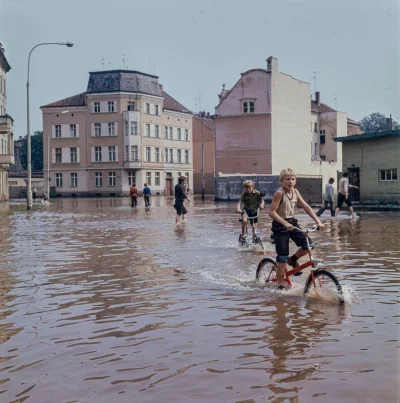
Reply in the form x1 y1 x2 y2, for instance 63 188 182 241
316 177 335 217
32 187 37 202
143 183 151 207
130 184 138 207
335 172 359 218
174 176 191 224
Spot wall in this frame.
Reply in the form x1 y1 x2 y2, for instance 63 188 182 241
342 136 400 204
215 114 272 175
192 116 215 194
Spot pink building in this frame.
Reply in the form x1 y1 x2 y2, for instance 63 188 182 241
214 56 355 186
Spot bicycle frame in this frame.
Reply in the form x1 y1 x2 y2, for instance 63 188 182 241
241 209 260 239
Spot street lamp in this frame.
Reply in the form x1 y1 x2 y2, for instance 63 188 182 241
26 42 74 210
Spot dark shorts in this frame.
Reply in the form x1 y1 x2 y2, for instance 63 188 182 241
242 209 258 224
337 192 352 208
272 218 309 263
174 200 187 216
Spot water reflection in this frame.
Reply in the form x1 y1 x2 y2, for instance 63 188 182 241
0 200 398 402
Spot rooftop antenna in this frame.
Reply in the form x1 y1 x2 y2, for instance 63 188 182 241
122 54 126 69
334 94 338 110
101 57 104 70
199 92 202 112
194 97 198 112
126 56 129 69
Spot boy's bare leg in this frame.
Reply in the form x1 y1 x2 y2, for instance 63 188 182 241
293 248 308 260
252 223 257 239
175 214 180 224
349 206 356 217
277 262 287 286
182 214 186 221
241 218 247 237
334 207 339 217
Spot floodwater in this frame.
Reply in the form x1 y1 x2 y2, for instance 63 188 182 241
0 197 399 403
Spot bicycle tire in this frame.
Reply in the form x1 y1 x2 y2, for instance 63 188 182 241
304 269 345 304
255 257 276 283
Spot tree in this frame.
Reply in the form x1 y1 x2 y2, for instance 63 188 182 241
20 131 43 171
359 112 399 133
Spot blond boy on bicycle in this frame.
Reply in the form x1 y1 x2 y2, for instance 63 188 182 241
269 169 324 290
236 180 265 241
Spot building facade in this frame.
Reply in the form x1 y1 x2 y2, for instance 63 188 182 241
214 56 353 190
0 43 14 202
41 70 193 197
335 130 399 204
192 113 215 194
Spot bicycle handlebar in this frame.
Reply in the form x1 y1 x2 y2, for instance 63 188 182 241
238 209 261 219
293 225 319 233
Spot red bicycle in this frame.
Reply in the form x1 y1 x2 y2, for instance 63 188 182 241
255 226 345 304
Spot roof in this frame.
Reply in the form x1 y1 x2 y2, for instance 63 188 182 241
311 101 336 113
335 129 400 142
0 46 11 72
87 70 162 96
194 115 215 132
41 92 87 108
347 118 359 125
162 90 191 114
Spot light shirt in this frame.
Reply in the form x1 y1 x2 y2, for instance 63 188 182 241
276 188 298 219
323 183 335 201
338 177 353 195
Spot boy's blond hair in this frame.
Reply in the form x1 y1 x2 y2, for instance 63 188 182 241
243 180 254 188
279 168 296 182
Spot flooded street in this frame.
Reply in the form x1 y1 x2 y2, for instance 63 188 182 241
0 197 399 403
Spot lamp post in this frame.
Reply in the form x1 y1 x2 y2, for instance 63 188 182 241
26 42 73 210
201 115 205 201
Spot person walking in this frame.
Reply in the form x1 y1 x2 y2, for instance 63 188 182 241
174 176 191 224
143 183 151 207
316 177 335 217
335 172 359 218
32 187 37 202
130 184 138 208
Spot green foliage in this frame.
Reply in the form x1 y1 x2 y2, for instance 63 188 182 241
360 112 399 133
20 131 43 171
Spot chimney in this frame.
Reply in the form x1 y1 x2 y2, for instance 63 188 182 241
159 83 163 91
266 56 278 73
386 115 394 130
315 92 320 105
19 136 22 140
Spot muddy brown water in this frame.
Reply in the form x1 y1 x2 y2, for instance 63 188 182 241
0 197 399 402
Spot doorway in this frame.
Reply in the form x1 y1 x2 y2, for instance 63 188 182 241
348 167 360 202
165 178 173 196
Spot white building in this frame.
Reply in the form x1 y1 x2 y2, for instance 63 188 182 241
41 70 193 197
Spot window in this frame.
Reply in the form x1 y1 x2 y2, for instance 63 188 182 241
165 148 168 162
131 145 138 161
314 122 318 132
380 169 397 181
55 125 61 138
108 146 116 162
164 126 168 138
169 149 173 163
95 172 102 187
320 134 326 144
145 123 150 137
70 173 78 187
55 148 62 163
95 123 101 137
184 129 189 141
177 149 182 163
320 155 326 161
155 125 160 138
70 147 77 163
108 122 115 136
56 173 63 187
128 101 135 111
243 101 255 113
155 172 160 186
146 172 152 185
169 127 173 139
155 147 160 162
70 124 76 138
146 103 150 114
125 121 129 136
178 128 182 140
108 172 116 186
320 130 326 135
178 172 182 178
108 101 115 112
125 145 129 161
95 146 102 162
130 121 138 135
185 150 189 163
185 172 190 186
146 146 151 162
128 171 135 186
155 105 159 115
94 102 100 113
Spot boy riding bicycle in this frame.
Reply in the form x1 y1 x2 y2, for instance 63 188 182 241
269 168 324 290
236 180 265 243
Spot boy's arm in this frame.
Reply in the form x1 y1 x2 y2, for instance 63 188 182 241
259 193 265 209
269 190 290 227
296 191 324 228
236 194 243 212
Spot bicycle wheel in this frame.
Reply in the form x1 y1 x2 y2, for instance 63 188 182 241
304 269 345 304
255 258 277 283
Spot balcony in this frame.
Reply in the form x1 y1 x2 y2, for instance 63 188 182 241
0 154 14 164
124 159 141 169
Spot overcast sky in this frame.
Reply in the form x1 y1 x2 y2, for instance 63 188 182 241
1 0 399 136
